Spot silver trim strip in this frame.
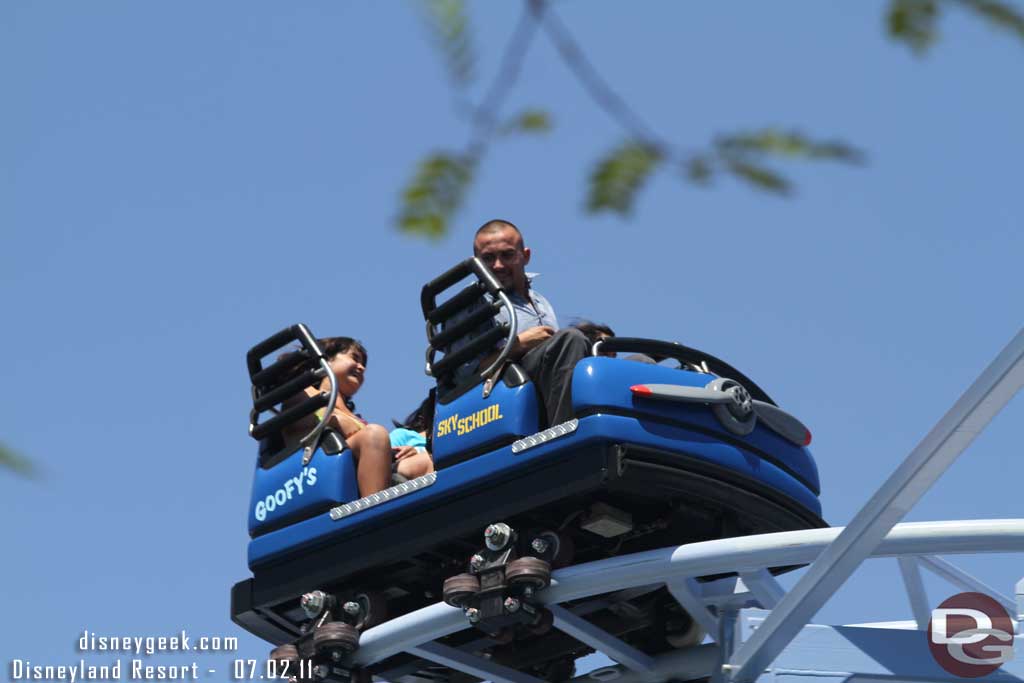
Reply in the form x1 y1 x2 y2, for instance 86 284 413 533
511 418 579 454
329 472 438 521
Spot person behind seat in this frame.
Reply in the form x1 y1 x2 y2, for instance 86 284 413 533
466 219 590 427
389 389 436 479
285 337 393 498
572 320 617 358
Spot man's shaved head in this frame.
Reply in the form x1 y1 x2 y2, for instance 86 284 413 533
474 219 524 250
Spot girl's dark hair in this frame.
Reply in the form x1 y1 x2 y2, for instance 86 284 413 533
317 337 368 365
571 320 615 344
393 388 437 433
274 336 368 409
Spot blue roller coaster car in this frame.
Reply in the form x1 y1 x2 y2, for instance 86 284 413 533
230 258 825 681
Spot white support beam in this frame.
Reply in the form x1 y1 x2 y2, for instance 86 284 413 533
920 554 1017 616
667 577 720 638
726 328 1024 682
738 569 786 609
548 604 656 672
896 556 930 630
408 642 546 683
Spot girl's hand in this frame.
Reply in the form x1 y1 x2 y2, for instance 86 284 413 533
392 446 421 462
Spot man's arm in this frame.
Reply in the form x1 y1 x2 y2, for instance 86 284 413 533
478 325 555 370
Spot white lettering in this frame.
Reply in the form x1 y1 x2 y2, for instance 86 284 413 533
253 469 319 521
931 608 994 645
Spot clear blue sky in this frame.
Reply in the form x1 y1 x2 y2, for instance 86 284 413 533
2 1 1022 676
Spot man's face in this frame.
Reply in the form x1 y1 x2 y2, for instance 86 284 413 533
473 226 531 294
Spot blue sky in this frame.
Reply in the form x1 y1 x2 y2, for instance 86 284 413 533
2 1 1022 676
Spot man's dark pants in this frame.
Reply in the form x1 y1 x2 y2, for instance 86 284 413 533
518 328 591 427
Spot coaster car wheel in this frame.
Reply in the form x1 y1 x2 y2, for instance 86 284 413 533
442 573 480 608
313 622 360 654
505 557 551 591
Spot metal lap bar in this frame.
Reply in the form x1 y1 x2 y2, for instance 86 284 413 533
408 642 546 683
726 328 1024 682
896 557 930 630
548 604 656 672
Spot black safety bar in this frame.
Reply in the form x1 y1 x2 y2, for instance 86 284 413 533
420 257 518 387
252 367 327 413
427 282 485 325
428 301 501 350
420 257 503 318
430 325 508 380
251 392 330 441
247 324 322 382
247 324 339 462
594 337 776 405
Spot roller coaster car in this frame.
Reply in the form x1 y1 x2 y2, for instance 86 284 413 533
231 258 826 681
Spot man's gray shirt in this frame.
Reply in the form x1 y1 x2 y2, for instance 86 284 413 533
445 273 558 380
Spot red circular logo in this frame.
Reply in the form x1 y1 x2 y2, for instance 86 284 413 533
928 592 1014 677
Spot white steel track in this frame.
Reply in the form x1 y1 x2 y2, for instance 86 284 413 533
353 519 1024 677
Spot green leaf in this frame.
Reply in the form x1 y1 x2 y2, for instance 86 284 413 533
716 130 864 163
398 152 475 239
0 442 35 477
887 0 940 53
726 161 792 195
684 156 714 185
421 0 477 86
958 0 1024 41
587 142 663 215
499 109 553 135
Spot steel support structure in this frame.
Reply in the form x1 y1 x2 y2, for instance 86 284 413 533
725 328 1024 681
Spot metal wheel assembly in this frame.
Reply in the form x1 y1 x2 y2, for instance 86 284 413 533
312 621 360 654
505 557 552 591
442 573 480 608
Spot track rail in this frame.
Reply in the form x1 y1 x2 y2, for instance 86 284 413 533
351 519 1024 681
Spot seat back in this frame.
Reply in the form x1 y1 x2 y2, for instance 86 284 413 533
421 258 540 464
245 324 358 537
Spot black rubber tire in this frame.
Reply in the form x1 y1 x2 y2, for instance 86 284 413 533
313 621 360 654
442 573 480 608
354 591 388 631
268 644 299 665
506 557 551 590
